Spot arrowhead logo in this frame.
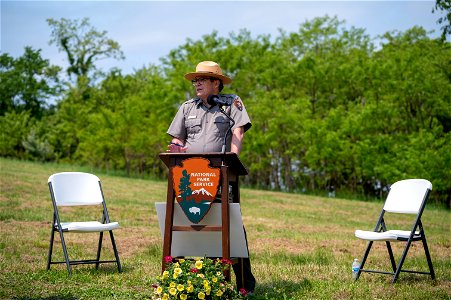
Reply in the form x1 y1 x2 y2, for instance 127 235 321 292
172 158 220 223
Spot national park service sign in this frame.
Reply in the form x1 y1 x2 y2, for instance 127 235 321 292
172 158 220 223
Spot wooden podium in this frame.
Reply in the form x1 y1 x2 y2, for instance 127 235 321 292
159 152 248 282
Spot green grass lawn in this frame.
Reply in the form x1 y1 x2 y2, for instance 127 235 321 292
0 158 449 299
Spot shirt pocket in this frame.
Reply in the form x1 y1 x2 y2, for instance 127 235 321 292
185 118 202 139
213 117 229 137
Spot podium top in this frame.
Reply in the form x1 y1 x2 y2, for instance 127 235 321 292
159 152 248 176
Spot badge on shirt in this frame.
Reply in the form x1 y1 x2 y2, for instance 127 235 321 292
233 99 243 111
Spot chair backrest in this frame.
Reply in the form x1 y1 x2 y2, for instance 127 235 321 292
383 179 432 214
48 172 104 206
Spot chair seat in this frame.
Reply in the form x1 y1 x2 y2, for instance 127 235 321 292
355 229 420 241
59 221 119 232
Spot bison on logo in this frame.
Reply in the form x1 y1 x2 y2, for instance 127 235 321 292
172 158 220 223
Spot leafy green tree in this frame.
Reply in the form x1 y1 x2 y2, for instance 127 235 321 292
3 15 450 206
0 47 61 118
75 66 175 175
47 17 124 91
44 17 125 160
433 0 451 41
0 111 33 158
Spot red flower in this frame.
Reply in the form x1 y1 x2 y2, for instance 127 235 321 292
164 256 173 263
151 284 159 289
190 268 198 273
221 258 233 265
239 288 248 296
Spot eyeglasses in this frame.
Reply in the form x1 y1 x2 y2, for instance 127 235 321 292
191 77 216 85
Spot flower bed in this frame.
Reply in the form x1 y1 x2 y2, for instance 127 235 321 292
152 256 247 300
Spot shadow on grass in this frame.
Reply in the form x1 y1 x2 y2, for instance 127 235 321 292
42 263 127 280
252 278 313 299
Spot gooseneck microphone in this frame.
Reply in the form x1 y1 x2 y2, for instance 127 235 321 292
207 94 233 107
207 95 235 156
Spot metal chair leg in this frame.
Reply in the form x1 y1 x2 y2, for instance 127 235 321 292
47 227 55 270
357 241 373 279
392 239 414 284
58 228 72 276
385 241 397 272
421 234 435 279
95 231 104 269
109 231 122 272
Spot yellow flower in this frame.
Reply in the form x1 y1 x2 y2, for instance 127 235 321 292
173 273 178 279
205 286 211 295
195 260 203 270
198 292 205 299
187 285 194 293
203 280 209 287
162 294 169 300
180 294 187 300
179 259 185 263
174 267 182 275
216 289 224 297
177 284 184 292
162 271 169 279
212 276 218 283
197 273 204 278
156 286 163 294
169 288 177 296
170 282 176 288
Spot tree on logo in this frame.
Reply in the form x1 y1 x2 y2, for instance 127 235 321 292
179 169 192 202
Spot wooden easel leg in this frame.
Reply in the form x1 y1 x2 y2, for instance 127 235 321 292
162 168 175 272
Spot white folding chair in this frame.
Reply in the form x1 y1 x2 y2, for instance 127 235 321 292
354 179 435 283
47 172 122 275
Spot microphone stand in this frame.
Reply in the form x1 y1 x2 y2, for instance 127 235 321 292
207 95 236 165
218 106 235 165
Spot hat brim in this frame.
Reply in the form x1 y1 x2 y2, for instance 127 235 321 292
184 71 232 85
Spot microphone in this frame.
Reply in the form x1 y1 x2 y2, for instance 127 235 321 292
206 95 235 155
207 95 233 107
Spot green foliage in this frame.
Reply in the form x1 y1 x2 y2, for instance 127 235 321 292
22 128 55 162
0 111 34 158
74 67 175 175
153 257 243 299
433 0 451 41
0 47 61 118
1 16 450 206
47 17 124 88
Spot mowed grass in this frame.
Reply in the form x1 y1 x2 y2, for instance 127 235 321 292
0 158 449 299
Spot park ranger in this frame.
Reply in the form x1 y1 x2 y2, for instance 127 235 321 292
166 61 256 295
167 61 251 155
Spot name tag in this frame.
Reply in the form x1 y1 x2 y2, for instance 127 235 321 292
188 115 197 119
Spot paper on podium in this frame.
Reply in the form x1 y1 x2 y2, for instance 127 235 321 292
155 202 249 258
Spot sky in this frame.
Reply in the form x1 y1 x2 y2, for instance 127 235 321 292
1 0 445 75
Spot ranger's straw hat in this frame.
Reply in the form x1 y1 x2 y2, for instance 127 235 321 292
184 61 232 84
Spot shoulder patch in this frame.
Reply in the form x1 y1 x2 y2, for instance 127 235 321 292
233 98 243 111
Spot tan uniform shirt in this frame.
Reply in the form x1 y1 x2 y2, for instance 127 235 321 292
167 95 251 153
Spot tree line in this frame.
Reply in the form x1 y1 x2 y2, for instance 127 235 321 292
1 16 450 206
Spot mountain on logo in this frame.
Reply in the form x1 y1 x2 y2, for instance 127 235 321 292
192 188 212 196
187 187 215 203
